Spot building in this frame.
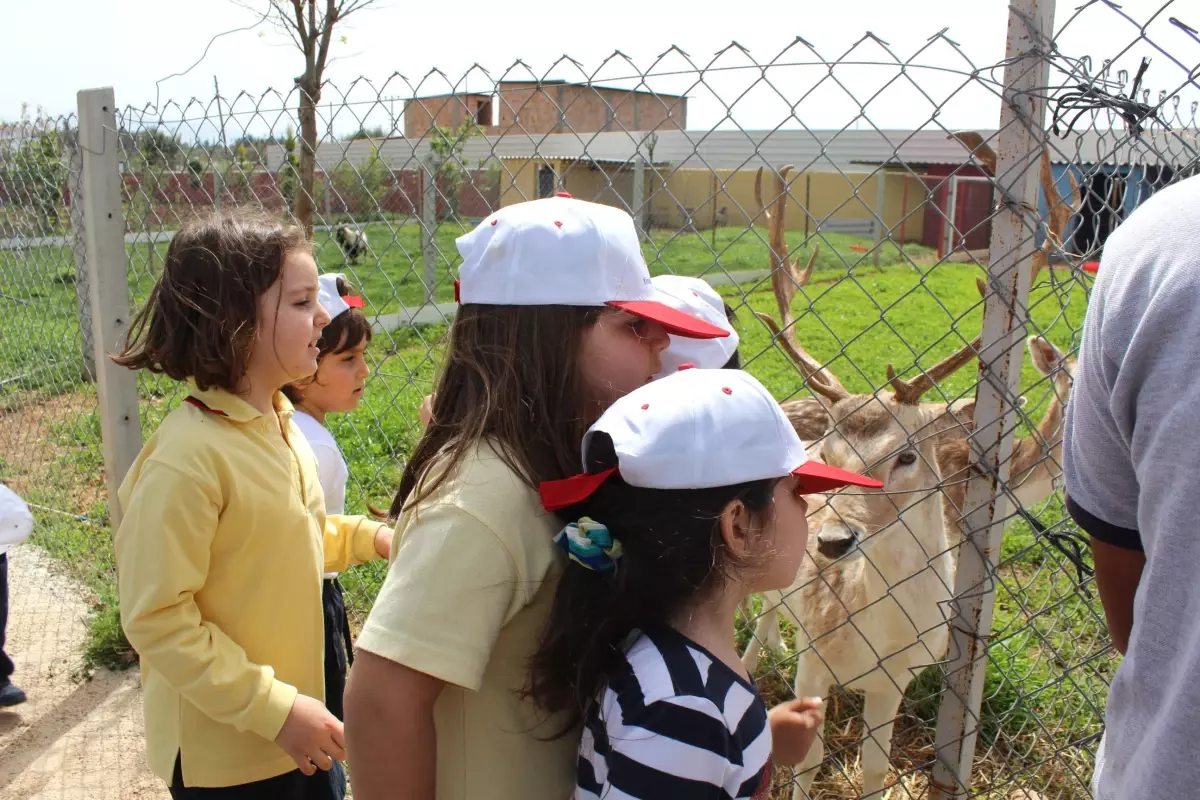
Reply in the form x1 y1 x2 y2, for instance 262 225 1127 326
404 81 687 139
267 127 1199 255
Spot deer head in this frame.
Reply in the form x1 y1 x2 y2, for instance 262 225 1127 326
753 195 980 575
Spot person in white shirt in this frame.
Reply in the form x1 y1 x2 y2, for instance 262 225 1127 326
284 273 372 727
0 483 34 707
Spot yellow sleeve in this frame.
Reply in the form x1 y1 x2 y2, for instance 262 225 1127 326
114 460 298 742
322 514 386 574
354 502 517 691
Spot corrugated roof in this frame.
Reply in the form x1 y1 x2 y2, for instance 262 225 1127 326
266 127 1199 173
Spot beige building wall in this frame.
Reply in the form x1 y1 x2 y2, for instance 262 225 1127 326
498 163 929 243
649 169 928 241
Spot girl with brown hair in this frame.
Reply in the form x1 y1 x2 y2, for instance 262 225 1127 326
343 195 730 800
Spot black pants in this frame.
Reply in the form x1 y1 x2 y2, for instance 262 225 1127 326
322 577 353 722
169 754 345 800
0 554 13 685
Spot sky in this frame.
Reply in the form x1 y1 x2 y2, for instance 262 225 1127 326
5 0 1198 138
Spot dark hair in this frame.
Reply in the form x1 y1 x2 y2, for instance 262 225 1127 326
282 276 373 404
388 304 602 518
526 432 778 735
113 208 308 392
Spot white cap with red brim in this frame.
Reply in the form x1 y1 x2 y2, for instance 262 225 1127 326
540 368 882 511
453 194 731 340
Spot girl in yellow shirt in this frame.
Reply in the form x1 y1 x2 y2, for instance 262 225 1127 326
112 209 391 799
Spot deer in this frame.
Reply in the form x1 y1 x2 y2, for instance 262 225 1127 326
739 157 1078 799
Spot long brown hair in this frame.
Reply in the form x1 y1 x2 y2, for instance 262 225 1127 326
113 208 307 392
388 304 602 519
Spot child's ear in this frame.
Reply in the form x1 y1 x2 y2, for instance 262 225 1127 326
718 499 758 559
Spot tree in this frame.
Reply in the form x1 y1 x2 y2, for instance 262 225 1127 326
329 149 389 217
2 108 67 232
428 120 479 221
243 1 382 238
138 128 182 169
279 126 301 212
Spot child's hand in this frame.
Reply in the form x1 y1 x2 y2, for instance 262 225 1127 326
768 696 824 765
374 523 392 559
419 393 436 428
276 694 346 775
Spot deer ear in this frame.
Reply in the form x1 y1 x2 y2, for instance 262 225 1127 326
1027 336 1064 375
781 397 832 442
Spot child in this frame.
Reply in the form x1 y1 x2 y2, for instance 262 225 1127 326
414 275 739 427
532 368 883 798
343 194 730 800
0 483 34 708
283 273 372 725
650 274 740 376
112 209 392 799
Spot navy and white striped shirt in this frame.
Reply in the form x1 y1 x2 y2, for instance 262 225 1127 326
577 626 773 799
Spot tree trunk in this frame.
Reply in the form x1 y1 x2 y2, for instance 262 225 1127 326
297 82 319 239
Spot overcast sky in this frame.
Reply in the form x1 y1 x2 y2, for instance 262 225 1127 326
6 0 1197 136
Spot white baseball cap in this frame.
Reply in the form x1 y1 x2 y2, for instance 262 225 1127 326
651 275 740 378
539 368 881 510
454 195 730 340
0 484 33 552
317 273 366 320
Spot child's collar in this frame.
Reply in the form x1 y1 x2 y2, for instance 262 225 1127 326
185 379 295 424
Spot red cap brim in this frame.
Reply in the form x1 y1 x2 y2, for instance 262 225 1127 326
539 467 619 512
607 300 731 339
792 460 884 493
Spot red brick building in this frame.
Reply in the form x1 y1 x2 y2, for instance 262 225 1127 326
404 81 687 139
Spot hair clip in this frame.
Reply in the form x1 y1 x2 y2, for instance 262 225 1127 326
553 517 622 573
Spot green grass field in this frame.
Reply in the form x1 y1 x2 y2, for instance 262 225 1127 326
0 225 1107 796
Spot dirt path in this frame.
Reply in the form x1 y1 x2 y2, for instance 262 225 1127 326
0 544 166 800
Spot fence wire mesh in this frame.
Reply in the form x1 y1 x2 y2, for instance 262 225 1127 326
2 0 1199 797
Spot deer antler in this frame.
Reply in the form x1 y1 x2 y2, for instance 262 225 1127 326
1031 146 1081 282
951 132 1081 283
948 131 998 175
754 165 849 404
887 335 984 405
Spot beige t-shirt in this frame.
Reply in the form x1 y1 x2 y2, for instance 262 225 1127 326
355 440 578 800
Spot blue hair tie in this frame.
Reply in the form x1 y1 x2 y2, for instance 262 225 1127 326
554 517 623 573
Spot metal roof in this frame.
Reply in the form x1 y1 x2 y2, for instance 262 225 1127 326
266 127 1199 173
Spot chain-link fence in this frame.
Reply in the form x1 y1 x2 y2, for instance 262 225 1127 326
3 0 1200 797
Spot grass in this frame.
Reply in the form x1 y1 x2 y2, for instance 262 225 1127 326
0 224 1106 796
0 221 932 406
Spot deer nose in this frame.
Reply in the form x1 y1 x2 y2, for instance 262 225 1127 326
816 522 861 559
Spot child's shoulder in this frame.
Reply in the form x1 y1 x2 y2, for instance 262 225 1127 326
135 400 251 473
404 439 553 540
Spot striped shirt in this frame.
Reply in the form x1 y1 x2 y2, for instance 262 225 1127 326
578 626 773 799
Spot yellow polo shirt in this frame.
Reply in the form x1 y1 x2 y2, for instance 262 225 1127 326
115 383 386 788
355 439 579 800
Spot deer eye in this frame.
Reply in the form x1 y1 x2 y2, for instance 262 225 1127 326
896 450 918 466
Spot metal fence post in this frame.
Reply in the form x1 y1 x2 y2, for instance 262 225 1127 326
872 170 887 267
633 150 647 241
421 155 438 306
77 87 142 529
67 144 96 383
929 0 1056 796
